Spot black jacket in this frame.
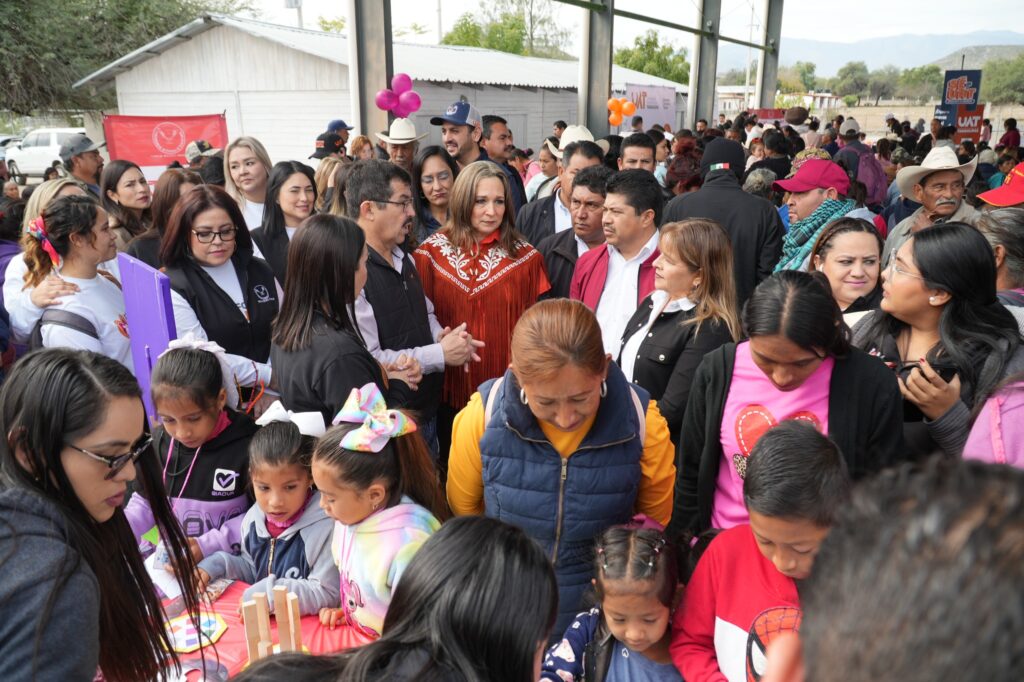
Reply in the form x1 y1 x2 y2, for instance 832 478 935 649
250 225 290 284
662 172 784 308
516 193 558 246
666 343 905 538
270 314 411 423
166 252 279 363
124 231 161 269
537 227 578 299
617 296 733 443
363 246 443 418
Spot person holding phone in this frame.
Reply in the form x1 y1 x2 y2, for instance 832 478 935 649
853 222 1024 458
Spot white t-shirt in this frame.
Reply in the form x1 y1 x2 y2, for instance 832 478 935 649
241 200 265 231
200 261 247 317
286 226 298 241
595 231 660 355
41 272 133 371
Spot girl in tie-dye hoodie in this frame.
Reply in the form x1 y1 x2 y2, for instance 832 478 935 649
311 384 450 641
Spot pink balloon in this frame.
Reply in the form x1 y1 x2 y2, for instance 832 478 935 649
392 103 411 119
398 90 422 115
375 89 397 111
391 73 413 95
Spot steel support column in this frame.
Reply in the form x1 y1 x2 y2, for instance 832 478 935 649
347 0 393 137
755 0 783 108
687 0 721 128
577 0 614 137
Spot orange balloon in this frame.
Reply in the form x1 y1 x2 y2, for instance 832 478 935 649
609 112 624 127
607 98 622 113
622 101 637 116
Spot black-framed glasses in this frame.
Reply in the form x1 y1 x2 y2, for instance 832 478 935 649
67 435 153 480
191 228 237 244
379 199 414 211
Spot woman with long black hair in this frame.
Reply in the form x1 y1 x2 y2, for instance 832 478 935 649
251 161 316 284
0 349 200 680
100 159 152 251
853 222 1024 457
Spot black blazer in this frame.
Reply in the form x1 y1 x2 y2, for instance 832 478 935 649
250 226 290 285
617 295 733 443
537 228 578 299
515 193 557 247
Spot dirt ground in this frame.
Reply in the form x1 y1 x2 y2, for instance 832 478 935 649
822 103 1024 141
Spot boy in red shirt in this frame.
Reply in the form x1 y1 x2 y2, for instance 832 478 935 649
670 420 851 682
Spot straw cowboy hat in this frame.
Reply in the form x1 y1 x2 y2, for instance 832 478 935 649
376 118 428 145
544 125 610 159
896 146 977 198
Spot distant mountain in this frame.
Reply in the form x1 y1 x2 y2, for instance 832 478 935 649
929 44 1024 71
716 30 1024 76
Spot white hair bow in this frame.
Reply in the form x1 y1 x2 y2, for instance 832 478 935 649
162 333 240 409
255 400 327 437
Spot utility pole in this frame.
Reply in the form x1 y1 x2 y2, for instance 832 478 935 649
437 0 443 42
284 0 303 28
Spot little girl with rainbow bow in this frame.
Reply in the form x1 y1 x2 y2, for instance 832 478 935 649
313 383 450 642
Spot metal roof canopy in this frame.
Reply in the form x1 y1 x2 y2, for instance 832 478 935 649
554 0 783 135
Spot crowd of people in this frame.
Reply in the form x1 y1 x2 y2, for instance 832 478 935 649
0 100 1022 682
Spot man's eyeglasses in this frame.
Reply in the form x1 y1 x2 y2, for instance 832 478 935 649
379 199 414 211
67 435 153 480
191 228 237 244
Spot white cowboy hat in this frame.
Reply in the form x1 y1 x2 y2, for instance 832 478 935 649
376 118 427 145
896 146 977 198
545 124 610 159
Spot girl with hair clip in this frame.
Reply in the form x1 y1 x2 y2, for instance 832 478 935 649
542 520 683 682
100 159 152 251
125 167 202 268
224 136 272 230
0 349 201 681
668 270 904 540
808 217 884 316
251 160 317 284
196 402 340 615
124 342 258 564
852 222 1024 458
24 194 133 370
312 383 449 642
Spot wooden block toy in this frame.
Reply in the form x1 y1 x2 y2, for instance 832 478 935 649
241 601 261 662
273 585 293 652
258 640 272 659
253 592 272 644
287 592 303 652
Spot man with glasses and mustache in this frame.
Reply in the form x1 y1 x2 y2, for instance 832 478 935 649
347 160 483 457
883 147 981 266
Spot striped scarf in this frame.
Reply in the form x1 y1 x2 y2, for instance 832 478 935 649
775 198 855 272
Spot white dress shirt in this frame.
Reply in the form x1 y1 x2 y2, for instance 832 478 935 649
553 188 573 234
595 230 660 355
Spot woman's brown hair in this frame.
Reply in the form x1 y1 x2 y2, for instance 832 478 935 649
659 219 741 341
151 168 202 238
510 299 607 384
24 195 102 288
808 217 883 272
313 156 343 211
442 161 524 256
160 184 254 267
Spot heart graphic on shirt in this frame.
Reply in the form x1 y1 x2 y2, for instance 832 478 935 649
733 405 821 479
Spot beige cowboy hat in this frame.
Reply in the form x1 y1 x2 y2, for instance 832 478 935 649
896 146 977 198
376 118 428 145
544 124 610 159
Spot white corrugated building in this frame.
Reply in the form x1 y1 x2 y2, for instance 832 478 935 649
75 14 688 164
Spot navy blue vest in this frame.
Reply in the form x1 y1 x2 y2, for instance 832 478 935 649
479 364 647 632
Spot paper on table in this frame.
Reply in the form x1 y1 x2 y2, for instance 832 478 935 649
145 550 183 599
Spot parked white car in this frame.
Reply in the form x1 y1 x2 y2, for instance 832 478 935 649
6 127 84 183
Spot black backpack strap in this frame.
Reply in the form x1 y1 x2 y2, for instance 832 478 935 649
30 309 99 350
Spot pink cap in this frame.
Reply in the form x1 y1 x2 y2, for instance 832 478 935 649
773 159 851 196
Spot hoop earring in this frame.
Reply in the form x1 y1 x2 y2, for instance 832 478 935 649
600 381 607 398
519 388 528 405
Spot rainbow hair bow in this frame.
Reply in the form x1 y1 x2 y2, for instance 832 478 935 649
332 383 416 452
27 216 60 268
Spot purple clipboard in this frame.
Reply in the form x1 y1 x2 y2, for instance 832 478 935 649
118 253 176 423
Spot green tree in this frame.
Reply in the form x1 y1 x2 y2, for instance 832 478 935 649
614 30 689 85
442 11 526 55
317 15 346 32
898 64 943 103
441 13 486 48
794 61 817 91
834 61 870 105
868 65 900 105
718 62 757 86
441 1 568 59
0 0 252 115
983 53 1024 104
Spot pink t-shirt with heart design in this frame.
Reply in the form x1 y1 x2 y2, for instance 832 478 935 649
711 342 833 530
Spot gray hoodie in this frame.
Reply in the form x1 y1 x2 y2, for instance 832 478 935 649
0 487 100 680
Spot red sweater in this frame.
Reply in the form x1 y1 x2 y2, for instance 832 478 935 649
670 525 801 682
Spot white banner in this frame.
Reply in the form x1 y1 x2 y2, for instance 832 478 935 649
625 83 677 130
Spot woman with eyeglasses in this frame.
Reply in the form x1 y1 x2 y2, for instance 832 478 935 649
852 222 1024 458
410 145 458 245
22 194 133 370
161 185 280 399
0 349 201 681
667 270 904 540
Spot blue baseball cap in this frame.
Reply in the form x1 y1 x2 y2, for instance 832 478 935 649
430 101 482 128
327 119 354 133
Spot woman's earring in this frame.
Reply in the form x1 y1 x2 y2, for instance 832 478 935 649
519 388 528 405
929 296 936 303
600 381 608 398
